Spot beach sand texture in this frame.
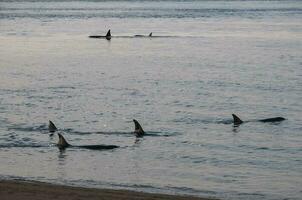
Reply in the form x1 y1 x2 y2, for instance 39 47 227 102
0 180 216 200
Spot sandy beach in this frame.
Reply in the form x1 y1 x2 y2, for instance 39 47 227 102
0 180 216 200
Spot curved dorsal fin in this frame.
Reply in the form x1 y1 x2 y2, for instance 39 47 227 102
232 114 243 125
133 119 145 137
49 120 57 132
57 133 70 149
149 32 152 37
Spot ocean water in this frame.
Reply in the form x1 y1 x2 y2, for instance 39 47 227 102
0 0 302 199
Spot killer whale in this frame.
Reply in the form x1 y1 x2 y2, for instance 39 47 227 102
89 29 111 40
133 119 145 137
49 120 57 133
232 114 286 126
57 133 119 150
134 32 152 37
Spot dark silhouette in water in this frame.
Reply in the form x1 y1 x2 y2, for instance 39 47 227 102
57 133 119 150
133 119 145 137
89 29 111 40
232 114 243 125
57 133 70 148
134 32 152 37
232 114 286 126
48 120 57 133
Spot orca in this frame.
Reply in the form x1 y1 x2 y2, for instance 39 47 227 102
134 32 152 37
57 133 119 150
57 133 70 149
49 120 57 133
232 114 286 126
89 29 111 40
133 119 145 137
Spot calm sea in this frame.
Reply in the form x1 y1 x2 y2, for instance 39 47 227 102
0 1 302 199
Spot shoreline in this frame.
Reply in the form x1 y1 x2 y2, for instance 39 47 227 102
0 180 218 200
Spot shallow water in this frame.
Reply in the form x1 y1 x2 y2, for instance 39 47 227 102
0 1 302 199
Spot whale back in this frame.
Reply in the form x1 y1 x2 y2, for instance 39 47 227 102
133 119 145 137
57 133 70 149
259 117 286 123
149 32 152 37
232 114 243 125
49 120 57 132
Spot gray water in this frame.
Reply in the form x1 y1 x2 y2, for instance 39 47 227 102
0 1 302 199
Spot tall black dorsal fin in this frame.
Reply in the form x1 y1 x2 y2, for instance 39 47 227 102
57 133 70 149
149 32 152 37
133 119 144 137
232 114 243 125
105 29 111 40
106 29 111 37
49 120 57 132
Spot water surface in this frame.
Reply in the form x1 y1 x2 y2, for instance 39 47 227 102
0 1 302 199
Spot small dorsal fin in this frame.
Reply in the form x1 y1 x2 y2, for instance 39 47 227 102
133 119 145 137
232 114 243 125
57 133 70 149
149 32 152 37
105 29 111 40
49 120 57 132
106 29 111 37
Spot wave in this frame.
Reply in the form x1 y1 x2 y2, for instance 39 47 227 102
1 2 301 19
7 124 48 133
0 142 51 148
5 124 177 137
64 129 175 137
173 117 233 125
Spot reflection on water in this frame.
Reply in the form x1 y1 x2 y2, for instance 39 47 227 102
58 149 67 161
232 127 240 133
56 149 67 182
134 138 143 145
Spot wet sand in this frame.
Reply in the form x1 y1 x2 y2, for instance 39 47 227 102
0 180 217 200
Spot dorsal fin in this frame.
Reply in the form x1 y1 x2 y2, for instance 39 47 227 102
133 119 145 137
106 29 111 40
232 114 243 125
49 120 57 132
106 29 111 37
149 32 152 37
57 133 70 149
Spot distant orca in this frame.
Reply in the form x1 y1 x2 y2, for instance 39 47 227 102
232 114 286 126
133 119 145 137
49 120 57 133
89 29 111 40
134 32 152 37
57 133 119 150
